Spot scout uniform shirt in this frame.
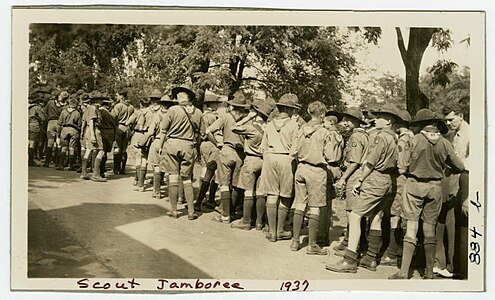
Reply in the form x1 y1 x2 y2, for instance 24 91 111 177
44 99 64 121
136 107 156 134
202 109 223 146
57 107 82 131
365 127 398 173
397 130 414 175
233 120 264 157
261 117 299 156
161 105 203 142
296 121 341 167
29 103 46 132
343 128 369 170
112 102 135 126
408 129 465 180
207 112 244 150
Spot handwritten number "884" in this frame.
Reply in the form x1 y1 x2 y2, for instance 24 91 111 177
469 242 481 265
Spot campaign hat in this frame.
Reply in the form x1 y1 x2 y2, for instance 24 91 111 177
325 110 343 122
204 92 222 104
254 101 276 120
371 103 402 120
159 94 177 106
227 92 250 108
276 93 299 109
89 90 109 102
171 85 196 101
340 106 367 125
148 89 162 100
398 109 412 124
410 108 448 134
59 91 70 102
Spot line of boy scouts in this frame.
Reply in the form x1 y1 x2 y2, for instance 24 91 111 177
28 85 470 280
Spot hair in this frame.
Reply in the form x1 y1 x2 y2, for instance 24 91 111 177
443 103 463 116
324 115 338 124
119 91 128 99
68 98 79 108
307 101 327 117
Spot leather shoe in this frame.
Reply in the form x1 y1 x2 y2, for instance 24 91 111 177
388 272 408 280
265 232 277 242
333 242 347 251
325 259 358 273
380 255 398 266
167 211 178 219
255 223 264 231
188 213 198 220
230 219 251 230
90 175 107 182
307 244 327 255
359 255 377 271
290 240 300 251
276 231 292 241
211 215 230 224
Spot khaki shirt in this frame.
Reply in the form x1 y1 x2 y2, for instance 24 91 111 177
397 130 414 174
29 103 46 126
136 107 156 132
365 127 397 172
232 121 264 157
202 110 223 144
57 108 82 130
343 128 369 167
111 102 135 125
161 105 203 141
261 117 299 156
207 112 243 149
452 120 469 170
295 121 342 167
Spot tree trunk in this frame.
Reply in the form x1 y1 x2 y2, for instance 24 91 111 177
191 58 210 110
396 28 437 116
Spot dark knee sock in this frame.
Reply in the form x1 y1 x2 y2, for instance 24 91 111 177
266 203 277 235
387 228 398 259
366 229 382 259
184 181 195 215
292 209 305 241
255 196 266 225
153 172 161 194
91 150 97 171
169 184 178 212
424 236 437 276
121 152 127 171
243 195 254 224
196 180 211 204
113 153 121 173
208 182 218 204
359 217 369 252
277 204 289 234
139 166 146 187
220 190 230 218
308 213 320 246
400 236 417 276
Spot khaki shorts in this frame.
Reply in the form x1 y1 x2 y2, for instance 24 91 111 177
402 177 442 225
147 138 161 166
215 146 244 187
293 163 327 208
60 126 79 148
344 169 362 211
259 153 294 198
47 120 59 141
29 122 41 142
236 155 262 191
161 138 195 178
352 170 393 217
85 127 103 151
390 174 406 216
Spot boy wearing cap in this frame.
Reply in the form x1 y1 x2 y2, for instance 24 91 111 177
207 92 249 223
381 109 413 266
290 101 342 255
327 103 400 273
259 93 300 242
134 90 161 191
193 93 224 211
332 107 369 254
389 109 465 280
43 91 68 167
80 91 107 182
28 93 47 166
78 95 91 173
55 98 82 170
230 100 275 230
158 86 203 220
128 99 147 185
112 90 135 175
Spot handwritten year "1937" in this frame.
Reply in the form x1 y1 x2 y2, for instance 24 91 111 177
280 280 309 291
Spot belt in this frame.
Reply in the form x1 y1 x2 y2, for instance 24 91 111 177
134 129 146 133
119 123 128 126
300 161 327 168
407 174 442 182
245 152 262 158
266 152 290 156
63 124 80 131
375 168 396 175
167 137 194 142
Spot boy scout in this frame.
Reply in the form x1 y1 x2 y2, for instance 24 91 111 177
158 86 203 220
80 91 107 182
230 100 275 230
134 90 161 191
28 92 47 166
327 103 400 273
128 99 148 185
259 93 300 242
78 95 91 173
55 98 82 170
99 98 118 178
291 101 341 255
381 109 413 266
193 93 224 211
332 107 369 254
147 95 176 198
206 92 249 223
389 109 465 280
43 91 68 167
111 90 135 175
34 87 51 160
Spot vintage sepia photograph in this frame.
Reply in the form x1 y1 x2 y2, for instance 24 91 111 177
11 8 485 293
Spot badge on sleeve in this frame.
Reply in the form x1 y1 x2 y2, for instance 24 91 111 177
352 142 357 147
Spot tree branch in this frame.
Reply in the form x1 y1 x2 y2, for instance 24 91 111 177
395 27 407 65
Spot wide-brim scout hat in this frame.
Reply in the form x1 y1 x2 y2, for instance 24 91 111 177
227 92 250 109
159 94 177 106
171 85 196 101
29 92 42 104
254 101 276 120
398 109 412 125
371 103 402 121
204 92 222 104
89 91 109 102
276 93 299 109
341 106 367 125
148 89 162 101
325 110 343 122
250 98 263 109
410 108 449 134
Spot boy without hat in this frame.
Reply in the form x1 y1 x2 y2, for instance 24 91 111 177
28 93 47 166
111 90 135 175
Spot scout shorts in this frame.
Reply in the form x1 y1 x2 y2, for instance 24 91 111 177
129 132 143 159
293 163 327 208
114 124 130 151
236 155 262 191
352 170 393 217
100 128 115 152
259 153 294 198
28 122 41 142
402 177 443 225
47 120 59 141
200 141 220 166
390 174 407 216
215 146 244 187
344 169 362 211
60 126 79 148
161 138 195 178
147 138 161 167
85 127 104 151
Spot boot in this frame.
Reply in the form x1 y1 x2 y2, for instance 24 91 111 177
28 148 36 166
120 152 127 174
43 147 52 167
56 152 66 170
307 213 327 255
152 172 162 199
113 153 121 175
91 157 107 182
194 180 210 210
80 158 91 180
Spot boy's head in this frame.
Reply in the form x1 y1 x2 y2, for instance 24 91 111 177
307 101 327 120
323 115 338 130
371 104 401 130
443 103 465 132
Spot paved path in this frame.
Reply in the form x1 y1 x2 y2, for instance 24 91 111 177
28 164 429 280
